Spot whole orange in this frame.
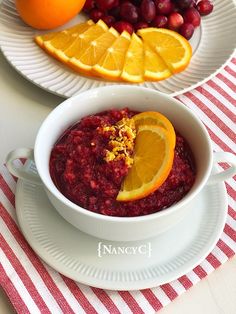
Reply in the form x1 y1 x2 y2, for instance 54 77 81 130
15 0 86 30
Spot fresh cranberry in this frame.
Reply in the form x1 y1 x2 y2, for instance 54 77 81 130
102 15 116 26
140 0 156 23
168 12 184 30
120 2 139 24
152 15 168 28
109 6 121 19
113 20 134 34
96 0 119 11
89 9 104 22
175 0 194 10
169 2 182 13
179 22 194 39
132 0 142 5
83 0 96 13
197 0 213 16
134 21 149 31
183 7 201 27
155 0 172 15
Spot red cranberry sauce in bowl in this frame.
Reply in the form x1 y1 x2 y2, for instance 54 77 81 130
49 108 196 217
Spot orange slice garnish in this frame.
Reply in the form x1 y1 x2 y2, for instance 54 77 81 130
92 30 131 80
138 28 192 73
116 125 175 201
133 111 176 148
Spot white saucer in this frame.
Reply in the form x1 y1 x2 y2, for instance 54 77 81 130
15 167 228 291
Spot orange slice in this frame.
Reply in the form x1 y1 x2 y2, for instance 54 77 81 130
35 32 58 48
138 28 192 73
133 111 176 148
35 21 93 55
68 27 119 75
66 20 108 70
116 125 174 202
53 21 94 62
92 31 131 80
35 24 192 82
143 43 172 81
121 33 144 83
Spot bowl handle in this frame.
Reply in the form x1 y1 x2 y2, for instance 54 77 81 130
5 148 42 184
207 152 236 185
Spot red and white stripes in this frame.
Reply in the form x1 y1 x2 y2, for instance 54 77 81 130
0 55 235 313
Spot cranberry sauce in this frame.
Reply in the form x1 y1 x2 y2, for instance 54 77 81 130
50 108 196 217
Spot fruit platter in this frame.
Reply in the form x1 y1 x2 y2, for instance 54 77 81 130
0 0 236 96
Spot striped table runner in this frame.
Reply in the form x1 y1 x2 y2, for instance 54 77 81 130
0 56 235 313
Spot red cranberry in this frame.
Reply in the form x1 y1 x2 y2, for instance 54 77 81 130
134 21 149 31
155 0 172 15
168 12 184 30
102 15 116 26
169 2 181 13
152 15 168 28
89 9 104 22
179 22 194 39
83 0 96 13
183 7 201 27
197 1 213 16
132 0 142 5
120 2 139 24
109 6 121 19
175 0 194 10
96 0 119 11
113 20 134 34
140 0 156 23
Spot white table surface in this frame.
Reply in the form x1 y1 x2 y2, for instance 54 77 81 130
0 48 236 314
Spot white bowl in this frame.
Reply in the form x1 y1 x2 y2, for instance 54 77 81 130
6 86 236 241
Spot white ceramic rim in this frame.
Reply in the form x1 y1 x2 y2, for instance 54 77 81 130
34 85 213 223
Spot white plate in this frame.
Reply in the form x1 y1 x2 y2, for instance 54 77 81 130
15 164 228 291
0 0 236 97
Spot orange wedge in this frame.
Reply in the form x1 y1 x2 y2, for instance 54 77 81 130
35 21 93 59
143 43 172 81
92 31 131 80
66 20 108 71
67 27 119 75
121 33 144 83
138 28 192 73
65 20 108 69
117 125 174 201
35 23 192 82
43 21 94 61
53 21 95 62
133 111 176 148
35 32 58 48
